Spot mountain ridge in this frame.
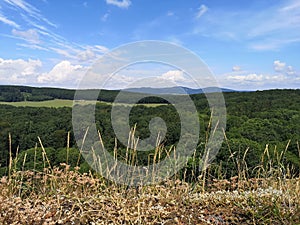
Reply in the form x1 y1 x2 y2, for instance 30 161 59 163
124 86 240 95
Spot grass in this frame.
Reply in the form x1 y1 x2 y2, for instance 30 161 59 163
0 99 166 108
0 99 76 108
0 132 299 224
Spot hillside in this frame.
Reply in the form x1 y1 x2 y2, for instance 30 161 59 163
0 85 239 104
0 89 299 177
0 88 299 224
0 85 119 102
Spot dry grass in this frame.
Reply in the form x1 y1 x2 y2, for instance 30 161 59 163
0 133 300 224
0 166 299 225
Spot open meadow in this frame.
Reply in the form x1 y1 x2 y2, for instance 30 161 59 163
0 99 165 108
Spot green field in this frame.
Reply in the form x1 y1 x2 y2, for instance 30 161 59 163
0 99 165 108
0 99 93 108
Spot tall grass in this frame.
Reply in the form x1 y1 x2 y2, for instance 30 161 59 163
0 131 299 224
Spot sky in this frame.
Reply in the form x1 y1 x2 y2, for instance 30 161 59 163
0 0 300 90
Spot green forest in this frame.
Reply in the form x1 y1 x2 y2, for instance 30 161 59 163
0 87 299 180
0 85 166 103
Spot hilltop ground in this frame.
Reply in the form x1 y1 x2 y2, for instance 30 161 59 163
0 165 299 225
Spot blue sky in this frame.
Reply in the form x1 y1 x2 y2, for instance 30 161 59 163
0 0 299 90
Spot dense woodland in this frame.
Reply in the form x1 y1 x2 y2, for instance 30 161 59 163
0 87 299 180
0 85 168 103
0 85 119 102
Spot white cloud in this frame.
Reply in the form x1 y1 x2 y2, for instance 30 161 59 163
105 73 135 89
49 47 76 59
77 45 109 62
227 73 263 82
4 0 37 16
273 60 296 75
77 48 96 61
248 0 300 49
1 0 92 60
223 67 300 90
48 44 109 63
0 57 88 87
192 0 300 50
4 0 57 27
287 66 296 75
222 59 299 90
160 70 185 82
37 60 85 84
94 45 109 53
224 72 287 90
273 60 286 72
232 65 241 72
12 28 40 44
0 13 20 28
195 4 208 19
0 58 41 84
105 0 131 8
94 67 192 90
248 39 300 51
280 0 300 12
17 43 48 51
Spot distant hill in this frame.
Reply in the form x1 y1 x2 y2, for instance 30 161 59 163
0 85 242 103
124 86 238 95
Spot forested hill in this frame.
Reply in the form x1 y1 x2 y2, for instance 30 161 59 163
0 85 240 103
0 85 171 103
0 85 120 102
0 88 299 178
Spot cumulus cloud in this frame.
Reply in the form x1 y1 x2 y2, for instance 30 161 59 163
273 60 296 75
37 60 85 84
105 0 131 8
99 69 191 89
196 4 208 19
0 58 88 87
273 60 286 72
222 59 300 90
0 58 42 84
160 70 185 82
12 28 40 44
